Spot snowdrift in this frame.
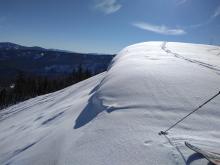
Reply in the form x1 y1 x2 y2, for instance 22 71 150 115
0 41 220 165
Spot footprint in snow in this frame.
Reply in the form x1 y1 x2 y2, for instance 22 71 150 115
144 140 153 146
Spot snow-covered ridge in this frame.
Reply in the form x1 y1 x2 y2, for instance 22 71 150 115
1 41 220 165
80 41 220 127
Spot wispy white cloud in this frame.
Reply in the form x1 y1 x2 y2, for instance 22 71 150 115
186 5 220 29
184 18 213 29
94 0 121 14
175 0 187 6
133 22 186 35
213 5 220 18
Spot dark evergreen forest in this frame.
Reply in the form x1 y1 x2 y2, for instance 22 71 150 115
0 65 93 110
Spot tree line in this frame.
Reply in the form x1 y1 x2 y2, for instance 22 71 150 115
0 65 92 110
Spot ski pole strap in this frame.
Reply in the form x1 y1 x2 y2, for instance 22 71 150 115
160 91 220 135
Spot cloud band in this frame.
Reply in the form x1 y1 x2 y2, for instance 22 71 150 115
133 22 186 35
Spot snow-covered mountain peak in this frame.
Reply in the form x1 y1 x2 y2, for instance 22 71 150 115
1 41 220 165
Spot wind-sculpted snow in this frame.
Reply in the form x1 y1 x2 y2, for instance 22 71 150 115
0 73 106 164
1 42 220 165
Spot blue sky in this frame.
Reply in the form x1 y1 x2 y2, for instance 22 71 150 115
0 0 220 53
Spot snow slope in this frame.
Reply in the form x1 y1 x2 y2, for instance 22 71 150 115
0 41 220 165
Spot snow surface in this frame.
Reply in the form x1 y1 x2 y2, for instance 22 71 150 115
1 41 220 165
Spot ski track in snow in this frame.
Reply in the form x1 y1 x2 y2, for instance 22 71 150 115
161 42 220 74
0 42 220 165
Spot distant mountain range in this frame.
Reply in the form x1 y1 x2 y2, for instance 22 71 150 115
0 42 114 86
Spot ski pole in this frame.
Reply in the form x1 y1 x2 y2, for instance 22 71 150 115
159 91 220 135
